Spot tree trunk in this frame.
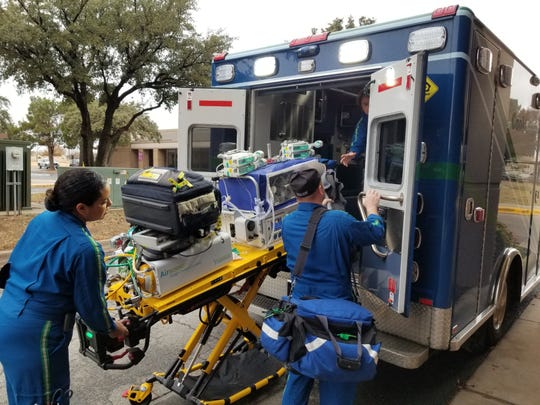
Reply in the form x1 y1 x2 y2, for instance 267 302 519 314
95 101 122 166
72 85 94 167
47 143 55 170
95 134 115 167
80 126 94 166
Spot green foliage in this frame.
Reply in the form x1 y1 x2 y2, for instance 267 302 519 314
0 0 233 166
0 96 13 135
17 97 63 165
61 101 160 148
358 16 377 26
317 15 376 33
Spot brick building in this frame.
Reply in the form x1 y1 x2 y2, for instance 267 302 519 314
109 128 178 169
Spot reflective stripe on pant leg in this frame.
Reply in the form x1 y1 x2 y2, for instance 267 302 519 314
0 311 71 404
40 320 53 404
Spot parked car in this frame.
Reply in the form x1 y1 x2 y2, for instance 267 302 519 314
45 161 59 169
38 158 59 169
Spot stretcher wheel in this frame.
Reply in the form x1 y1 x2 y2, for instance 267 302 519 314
127 382 153 404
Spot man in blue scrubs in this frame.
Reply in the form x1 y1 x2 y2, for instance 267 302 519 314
281 160 384 405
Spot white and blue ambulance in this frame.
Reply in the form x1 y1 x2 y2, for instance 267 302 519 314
175 5 540 368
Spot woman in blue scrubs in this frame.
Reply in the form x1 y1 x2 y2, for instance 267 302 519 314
340 86 370 167
0 168 129 404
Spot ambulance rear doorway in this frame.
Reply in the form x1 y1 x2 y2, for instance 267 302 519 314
249 77 374 218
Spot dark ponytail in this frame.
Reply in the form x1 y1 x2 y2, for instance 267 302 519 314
44 169 106 213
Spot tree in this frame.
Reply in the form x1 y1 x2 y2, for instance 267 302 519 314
18 96 63 169
0 95 13 135
358 16 376 26
315 15 376 34
324 17 345 33
61 100 160 149
0 0 232 166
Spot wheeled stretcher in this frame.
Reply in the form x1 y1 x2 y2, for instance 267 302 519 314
77 238 288 405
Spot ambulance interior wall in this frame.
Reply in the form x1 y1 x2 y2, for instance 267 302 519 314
248 83 367 190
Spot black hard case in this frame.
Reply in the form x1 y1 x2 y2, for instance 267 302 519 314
121 168 220 237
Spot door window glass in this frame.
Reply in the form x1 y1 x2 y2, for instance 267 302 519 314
190 126 237 172
377 118 406 184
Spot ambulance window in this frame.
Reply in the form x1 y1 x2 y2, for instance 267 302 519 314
190 126 237 172
377 118 406 184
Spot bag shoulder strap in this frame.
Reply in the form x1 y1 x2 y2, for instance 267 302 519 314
293 206 327 277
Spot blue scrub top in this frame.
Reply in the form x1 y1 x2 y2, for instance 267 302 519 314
350 112 368 156
282 202 384 300
1 210 115 334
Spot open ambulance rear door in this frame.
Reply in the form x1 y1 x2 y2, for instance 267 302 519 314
360 52 427 316
177 88 247 176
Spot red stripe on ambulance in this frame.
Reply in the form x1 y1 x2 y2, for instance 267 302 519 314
199 100 233 107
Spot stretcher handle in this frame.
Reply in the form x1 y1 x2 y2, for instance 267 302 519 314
357 192 390 258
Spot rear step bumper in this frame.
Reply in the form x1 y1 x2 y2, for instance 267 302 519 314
377 331 429 369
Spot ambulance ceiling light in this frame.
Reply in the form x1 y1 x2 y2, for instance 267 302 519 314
254 56 278 77
338 40 370 64
407 26 446 53
215 64 235 83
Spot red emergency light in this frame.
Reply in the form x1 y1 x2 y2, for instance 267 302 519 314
289 32 329 48
432 5 459 19
213 52 228 62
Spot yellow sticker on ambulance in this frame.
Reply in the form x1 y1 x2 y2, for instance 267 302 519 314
425 76 439 102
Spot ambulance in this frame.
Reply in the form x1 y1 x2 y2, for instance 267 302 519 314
175 5 540 368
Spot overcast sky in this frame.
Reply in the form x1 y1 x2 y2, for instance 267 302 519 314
2 1 539 128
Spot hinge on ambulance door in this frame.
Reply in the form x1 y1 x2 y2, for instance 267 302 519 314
419 142 427 163
464 198 474 221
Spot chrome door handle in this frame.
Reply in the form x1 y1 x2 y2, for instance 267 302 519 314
357 192 390 258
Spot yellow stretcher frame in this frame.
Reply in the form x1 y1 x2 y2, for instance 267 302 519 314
115 241 288 405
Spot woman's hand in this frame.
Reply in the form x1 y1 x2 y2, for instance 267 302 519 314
108 319 130 340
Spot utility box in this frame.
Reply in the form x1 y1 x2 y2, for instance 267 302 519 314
6 146 24 171
0 140 31 212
